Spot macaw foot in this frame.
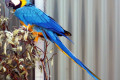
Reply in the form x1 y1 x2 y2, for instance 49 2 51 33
20 21 43 42
32 32 43 42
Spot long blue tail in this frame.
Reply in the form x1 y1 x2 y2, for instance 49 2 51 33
55 41 100 80
44 30 100 80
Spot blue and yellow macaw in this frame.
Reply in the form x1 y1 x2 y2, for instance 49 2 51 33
5 0 100 79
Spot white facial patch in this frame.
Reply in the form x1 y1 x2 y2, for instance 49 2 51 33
11 0 20 6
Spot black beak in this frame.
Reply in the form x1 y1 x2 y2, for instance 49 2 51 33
5 0 14 7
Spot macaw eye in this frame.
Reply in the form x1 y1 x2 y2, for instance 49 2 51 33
11 0 20 6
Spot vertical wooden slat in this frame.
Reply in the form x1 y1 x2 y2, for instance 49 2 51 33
100 0 109 80
114 0 120 80
85 0 96 80
108 0 115 80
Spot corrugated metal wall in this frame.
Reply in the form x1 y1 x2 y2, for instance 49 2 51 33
46 0 120 80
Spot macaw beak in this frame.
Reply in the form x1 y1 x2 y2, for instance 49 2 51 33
5 0 14 7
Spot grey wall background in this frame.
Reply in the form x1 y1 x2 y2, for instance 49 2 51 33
0 0 120 80
46 0 120 80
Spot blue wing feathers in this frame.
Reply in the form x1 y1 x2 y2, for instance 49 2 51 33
15 5 65 34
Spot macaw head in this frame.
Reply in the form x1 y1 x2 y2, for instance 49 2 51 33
5 0 30 9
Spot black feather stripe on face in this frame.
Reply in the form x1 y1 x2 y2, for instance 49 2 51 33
5 0 22 9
